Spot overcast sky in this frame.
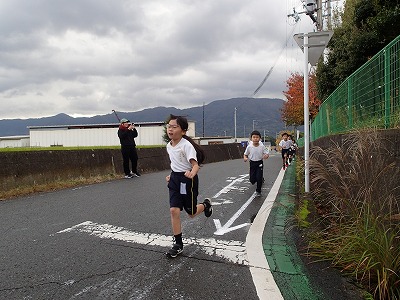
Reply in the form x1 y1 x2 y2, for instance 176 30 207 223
0 0 329 120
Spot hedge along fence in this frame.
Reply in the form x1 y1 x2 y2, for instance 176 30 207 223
0 143 245 193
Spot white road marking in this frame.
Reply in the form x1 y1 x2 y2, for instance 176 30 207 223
211 173 256 235
57 167 286 299
57 221 248 265
211 199 234 206
211 174 248 198
246 168 285 300
213 192 257 235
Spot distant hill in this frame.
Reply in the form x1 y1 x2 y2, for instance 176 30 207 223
0 97 286 138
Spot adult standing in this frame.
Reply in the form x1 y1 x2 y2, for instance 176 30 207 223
118 118 140 178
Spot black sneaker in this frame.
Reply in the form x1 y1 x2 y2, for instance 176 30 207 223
166 243 183 258
124 174 134 179
203 198 212 217
130 172 141 177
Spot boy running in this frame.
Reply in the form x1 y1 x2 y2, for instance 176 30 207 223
243 130 269 197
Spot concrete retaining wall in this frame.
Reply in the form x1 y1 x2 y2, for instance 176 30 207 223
0 143 245 192
308 129 400 159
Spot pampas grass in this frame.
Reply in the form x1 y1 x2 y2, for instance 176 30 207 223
306 129 400 299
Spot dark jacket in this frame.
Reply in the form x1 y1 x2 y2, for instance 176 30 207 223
118 126 138 147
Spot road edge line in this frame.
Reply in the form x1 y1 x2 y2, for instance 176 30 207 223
245 168 285 300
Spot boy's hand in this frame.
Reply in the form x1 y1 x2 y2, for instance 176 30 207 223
166 175 170 182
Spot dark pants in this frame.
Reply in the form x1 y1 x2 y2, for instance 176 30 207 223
121 145 138 175
168 171 199 215
249 160 263 193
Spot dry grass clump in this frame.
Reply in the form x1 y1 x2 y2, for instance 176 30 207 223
307 129 400 300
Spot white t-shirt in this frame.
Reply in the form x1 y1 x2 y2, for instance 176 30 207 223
166 138 197 172
279 139 292 150
244 143 269 161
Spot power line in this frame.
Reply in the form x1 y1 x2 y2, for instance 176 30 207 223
252 22 298 96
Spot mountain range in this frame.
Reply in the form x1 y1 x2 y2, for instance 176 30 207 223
0 97 287 138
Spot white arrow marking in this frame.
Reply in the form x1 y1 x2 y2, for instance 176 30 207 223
57 221 248 265
213 192 257 235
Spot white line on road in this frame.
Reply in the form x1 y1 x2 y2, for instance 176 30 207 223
57 221 248 265
246 168 285 300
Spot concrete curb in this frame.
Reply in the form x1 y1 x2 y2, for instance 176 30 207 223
262 161 321 300
246 169 285 300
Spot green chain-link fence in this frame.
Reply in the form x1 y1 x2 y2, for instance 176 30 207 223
298 35 400 147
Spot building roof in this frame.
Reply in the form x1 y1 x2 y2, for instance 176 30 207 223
27 121 167 130
0 135 30 140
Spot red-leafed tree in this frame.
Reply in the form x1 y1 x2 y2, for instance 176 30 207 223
282 71 321 126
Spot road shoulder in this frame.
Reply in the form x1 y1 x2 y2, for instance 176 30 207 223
262 161 365 300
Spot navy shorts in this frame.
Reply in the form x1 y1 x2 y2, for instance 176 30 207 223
281 148 289 158
168 171 199 215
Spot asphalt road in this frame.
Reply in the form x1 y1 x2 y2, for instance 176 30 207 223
0 155 283 300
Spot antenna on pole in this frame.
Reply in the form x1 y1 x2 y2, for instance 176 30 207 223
287 0 333 31
112 110 121 122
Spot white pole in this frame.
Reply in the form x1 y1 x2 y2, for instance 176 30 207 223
304 34 310 193
234 107 237 142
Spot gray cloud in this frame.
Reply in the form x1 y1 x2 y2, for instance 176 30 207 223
0 0 325 119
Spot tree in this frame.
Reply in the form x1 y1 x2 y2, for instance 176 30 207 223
282 71 321 127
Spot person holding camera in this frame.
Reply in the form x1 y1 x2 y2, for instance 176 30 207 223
118 118 140 178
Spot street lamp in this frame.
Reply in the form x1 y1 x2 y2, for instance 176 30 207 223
234 107 237 142
263 129 269 143
252 120 258 131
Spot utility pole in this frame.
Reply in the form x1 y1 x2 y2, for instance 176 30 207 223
234 107 237 142
290 0 333 193
202 102 205 137
303 34 310 193
317 0 323 30
289 0 334 32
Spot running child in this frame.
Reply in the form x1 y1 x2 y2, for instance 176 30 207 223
279 132 292 170
287 135 294 165
288 135 297 164
243 130 269 197
165 115 212 258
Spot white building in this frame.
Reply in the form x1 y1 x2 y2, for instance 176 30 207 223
2 121 248 148
28 121 196 147
0 135 30 148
